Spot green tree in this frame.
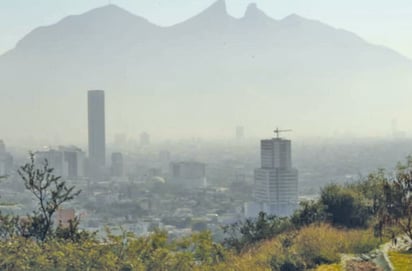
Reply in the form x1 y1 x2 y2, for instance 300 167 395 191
376 157 412 245
186 231 226 265
222 212 290 252
291 200 327 228
320 184 370 228
55 216 94 242
0 175 21 239
17 152 81 241
0 212 20 239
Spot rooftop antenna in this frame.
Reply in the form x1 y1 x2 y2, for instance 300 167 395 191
274 127 292 139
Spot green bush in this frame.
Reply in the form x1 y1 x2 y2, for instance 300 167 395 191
320 184 370 228
270 255 305 271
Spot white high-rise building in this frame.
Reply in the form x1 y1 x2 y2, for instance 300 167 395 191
35 146 85 179
246 132 298 217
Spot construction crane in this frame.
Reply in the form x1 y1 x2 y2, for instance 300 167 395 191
273 127 292 139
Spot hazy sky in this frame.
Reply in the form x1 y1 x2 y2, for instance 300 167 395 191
1 0 412 58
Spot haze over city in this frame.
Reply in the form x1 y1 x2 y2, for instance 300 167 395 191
1 0 412 145
2 1 412 269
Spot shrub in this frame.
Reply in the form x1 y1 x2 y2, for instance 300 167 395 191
222 212 291 252
346 229 381 254
293 224 381 267
291 200 327 228
270 255 305 271
320 184 370 228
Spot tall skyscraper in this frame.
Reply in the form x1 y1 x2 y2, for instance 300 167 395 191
88 90 106 176
246 130 298 217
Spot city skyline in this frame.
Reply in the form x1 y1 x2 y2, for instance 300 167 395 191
1 2 411 268
1 1 412 144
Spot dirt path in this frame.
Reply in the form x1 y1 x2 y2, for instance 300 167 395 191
338 236 410 271
377 241 394 271
339 242 394 271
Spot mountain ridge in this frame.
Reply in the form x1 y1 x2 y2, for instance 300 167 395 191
3 1 406 61
1 0 412 142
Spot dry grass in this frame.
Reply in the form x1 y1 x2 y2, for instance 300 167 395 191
388 251 412 271
294 224 381 265
209 224 381 271
316 263 342 271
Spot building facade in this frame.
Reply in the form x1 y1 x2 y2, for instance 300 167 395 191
88 90 106 177
35 146 85 179
246 136 298 217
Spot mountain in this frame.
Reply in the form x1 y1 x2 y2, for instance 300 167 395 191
1 1 412 143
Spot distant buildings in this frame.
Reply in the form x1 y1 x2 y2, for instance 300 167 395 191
140 132 150 146
158 150 171 174
245 132 298 217
111 152 124 177
88 90 106 177
0 140 5 154
35 146 85 179
35 149 65 176
61 146 86 179
170 161 207 187
114 134 127 149
236 126 244 141
0 140 13 176
55 208 75 228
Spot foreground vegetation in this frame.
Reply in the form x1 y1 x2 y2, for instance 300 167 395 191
0 155 411 270
0 224 383 270
389 251 412 271
215 223 381 271
316 264 341 271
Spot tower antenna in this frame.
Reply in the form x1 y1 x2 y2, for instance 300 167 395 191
273 127 292 139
